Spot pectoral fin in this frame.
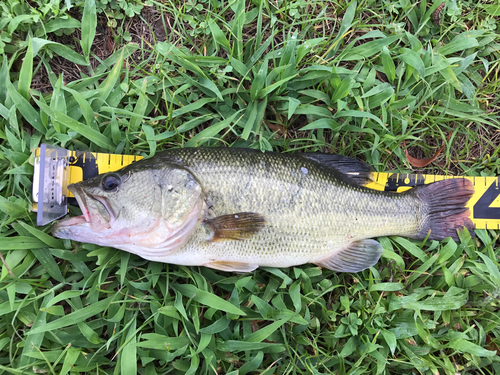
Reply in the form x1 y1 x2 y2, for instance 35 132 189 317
315 239 383 272
204 261 259 273
203 212 266 242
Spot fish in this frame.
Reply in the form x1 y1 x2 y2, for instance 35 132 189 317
52 148 474 273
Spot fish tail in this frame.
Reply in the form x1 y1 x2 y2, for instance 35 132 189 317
414 179 474 241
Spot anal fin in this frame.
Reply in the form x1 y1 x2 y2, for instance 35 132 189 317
203 212 266 242
314 239 383 273
204 261 259 273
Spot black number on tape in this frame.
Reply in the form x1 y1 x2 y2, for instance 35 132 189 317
385 174 426 192
474 178 500 220
71 152 99 180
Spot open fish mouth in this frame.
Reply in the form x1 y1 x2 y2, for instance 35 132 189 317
53 184 113 236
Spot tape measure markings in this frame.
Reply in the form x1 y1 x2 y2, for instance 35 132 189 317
35 148 500 230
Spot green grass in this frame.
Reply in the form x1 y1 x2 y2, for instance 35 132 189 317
1 0 500 373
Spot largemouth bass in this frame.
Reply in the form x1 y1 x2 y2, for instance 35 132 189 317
52 148 474 273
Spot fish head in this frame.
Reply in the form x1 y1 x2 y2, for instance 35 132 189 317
52 163 204 255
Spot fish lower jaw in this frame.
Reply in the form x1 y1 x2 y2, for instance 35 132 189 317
56 215 88 227
52 215 90 239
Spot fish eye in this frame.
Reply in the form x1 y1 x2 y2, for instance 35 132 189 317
101 174 121 192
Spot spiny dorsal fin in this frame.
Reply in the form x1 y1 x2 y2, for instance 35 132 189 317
203 212 266 242
302 153 374 186
315 239 383 272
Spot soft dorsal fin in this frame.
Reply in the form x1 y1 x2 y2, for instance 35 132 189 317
203 212 266 242
315 239 383 272
302 153 373 186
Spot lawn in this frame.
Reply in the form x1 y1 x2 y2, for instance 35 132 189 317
1 0 500 373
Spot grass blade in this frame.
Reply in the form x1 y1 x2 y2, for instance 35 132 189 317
448 339 496 358
129 78 149 132
399 49 425 78
7 82 45 133
33 97 115 150
403 288 467 311
0 195 27 219
173 284 246 316
342 34 402 61
244 318 290 343
80 0 97 61
60 348 80 375
184 110 243 147
208 19 230 53
63 86 94 126
172 98 216 118
217 340 285 353
381 46 396 82
0 58 8 103
19 293 52 367
16 221 63 248
93 49 125 112
32 248 64 282
49 75 66 133
250 59 267 101
241 101 258 140
29 297 113 334
0 237 48 251
336 109 384 127
18 37 33 101
121 317 137 375
438 36 479 56
325 0 357 59
230 0 245 60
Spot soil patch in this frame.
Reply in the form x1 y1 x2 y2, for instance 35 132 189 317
32 6 168 93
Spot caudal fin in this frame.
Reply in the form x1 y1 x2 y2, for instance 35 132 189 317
415 179 474 241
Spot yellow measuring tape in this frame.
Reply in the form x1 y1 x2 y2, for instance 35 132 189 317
35 148 500 230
